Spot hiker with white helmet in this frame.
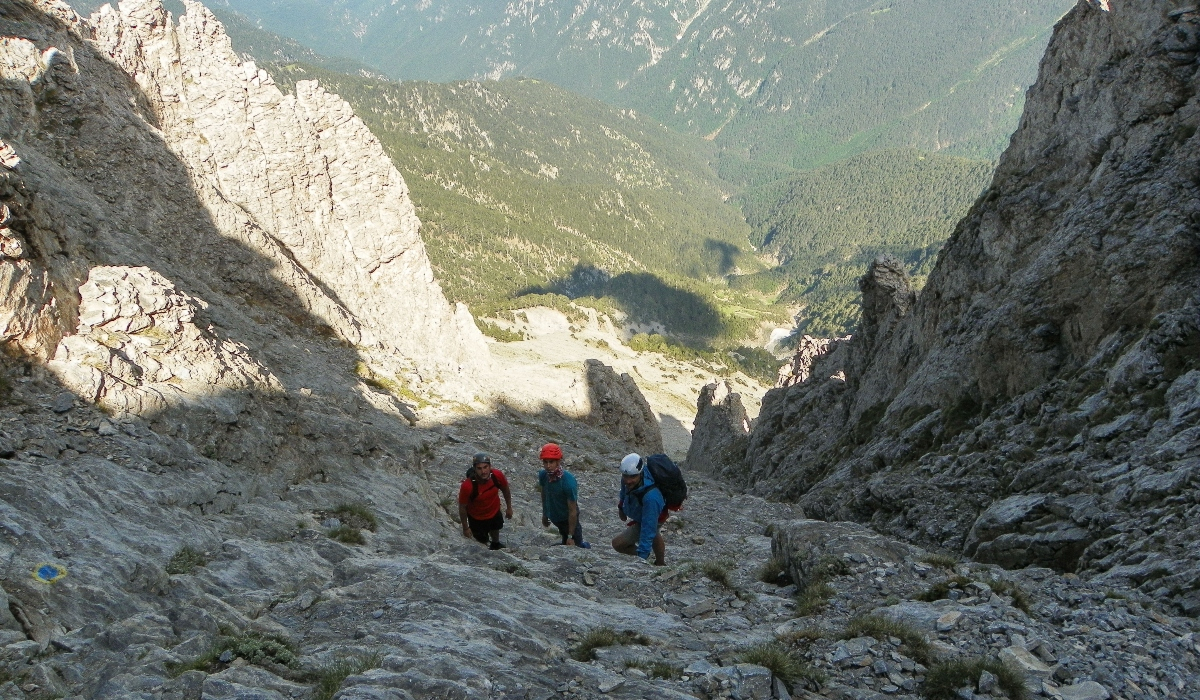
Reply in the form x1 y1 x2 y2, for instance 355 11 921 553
610 453 668 565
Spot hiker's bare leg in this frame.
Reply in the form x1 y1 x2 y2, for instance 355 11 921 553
612 526 638 555
489 530 501 544
653 534 665 566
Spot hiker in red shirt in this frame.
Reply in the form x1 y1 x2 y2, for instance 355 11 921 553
457 452 513 550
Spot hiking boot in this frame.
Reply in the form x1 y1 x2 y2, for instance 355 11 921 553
489 541 506 550
578 541 592 549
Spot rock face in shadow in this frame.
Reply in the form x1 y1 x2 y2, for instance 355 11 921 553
741 0 1200 611
583 358 664 455
686 380 749 481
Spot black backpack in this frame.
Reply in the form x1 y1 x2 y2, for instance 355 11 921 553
643 454 687 511
465 468 499 501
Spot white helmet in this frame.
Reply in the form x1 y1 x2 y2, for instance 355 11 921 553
620 453 644 476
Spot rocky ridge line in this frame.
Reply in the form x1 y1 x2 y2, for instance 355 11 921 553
731 0 1200 614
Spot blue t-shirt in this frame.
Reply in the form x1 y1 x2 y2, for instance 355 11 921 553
538 470 579 524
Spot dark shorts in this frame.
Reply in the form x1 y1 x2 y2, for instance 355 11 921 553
467 511 504 544
553 519 585 545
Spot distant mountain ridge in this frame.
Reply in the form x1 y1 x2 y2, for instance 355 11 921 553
211 0 1074 168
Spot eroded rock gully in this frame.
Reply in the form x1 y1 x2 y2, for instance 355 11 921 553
0 0 1195 699
723 0 1200 618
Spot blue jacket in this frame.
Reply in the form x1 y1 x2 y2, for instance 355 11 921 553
619 469 666 559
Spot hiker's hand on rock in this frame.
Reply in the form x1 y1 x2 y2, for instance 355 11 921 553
462 527 471 539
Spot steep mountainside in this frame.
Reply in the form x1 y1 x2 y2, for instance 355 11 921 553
731 0 1200 614
1 0 487 410
212 0 1073 168
0 4 1197 699
264 64 762 324
735 150 995 336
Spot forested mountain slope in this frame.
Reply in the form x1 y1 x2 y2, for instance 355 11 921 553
736 150 995 336
207 0 1073 169
266 64 779 343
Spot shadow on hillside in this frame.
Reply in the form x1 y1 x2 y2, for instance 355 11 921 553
517 263 724 341
703 239 739 275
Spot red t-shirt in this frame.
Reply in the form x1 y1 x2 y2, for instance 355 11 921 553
457 468 508 520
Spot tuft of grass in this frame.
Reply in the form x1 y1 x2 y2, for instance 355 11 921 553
699 560 735 589
492 561 531 578
737 642 825 692
796 581 835 616
813 554 851 578
329 503 378 531
984 578 1032 614
917 575 974 602
923 657 1027 700
843 615 933 665
570 628 652 662
312 653 383 700
790 552 851 616
328 525 365 545
920 553 959 569
777 627 825 650
758 555 791 585
165 546 208 575
171 632 298 676
625 659 683 680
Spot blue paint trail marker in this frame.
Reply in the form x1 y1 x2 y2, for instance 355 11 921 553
32 562 67 584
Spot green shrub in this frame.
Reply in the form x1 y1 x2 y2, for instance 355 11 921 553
173 632 299 675
570 628 651 662
738 642 825 692
923 657 1026 700
313 653 383 700
328 525 365 545
476 319 524 342
166 546 208 575
843 615 932 665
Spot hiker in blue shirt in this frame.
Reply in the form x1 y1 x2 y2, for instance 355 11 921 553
611 453 667 565
537 443 590 548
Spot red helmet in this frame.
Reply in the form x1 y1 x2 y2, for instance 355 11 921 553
539 443 563 460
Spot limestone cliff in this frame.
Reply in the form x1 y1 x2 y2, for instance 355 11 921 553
0 0 485 415
738 0 1200 613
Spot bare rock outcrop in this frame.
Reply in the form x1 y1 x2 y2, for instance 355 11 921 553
47 266 281 415
583 358 664 455
776 334 851 388
686 380 750 479
741 0 1200 612
0 0 484 407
